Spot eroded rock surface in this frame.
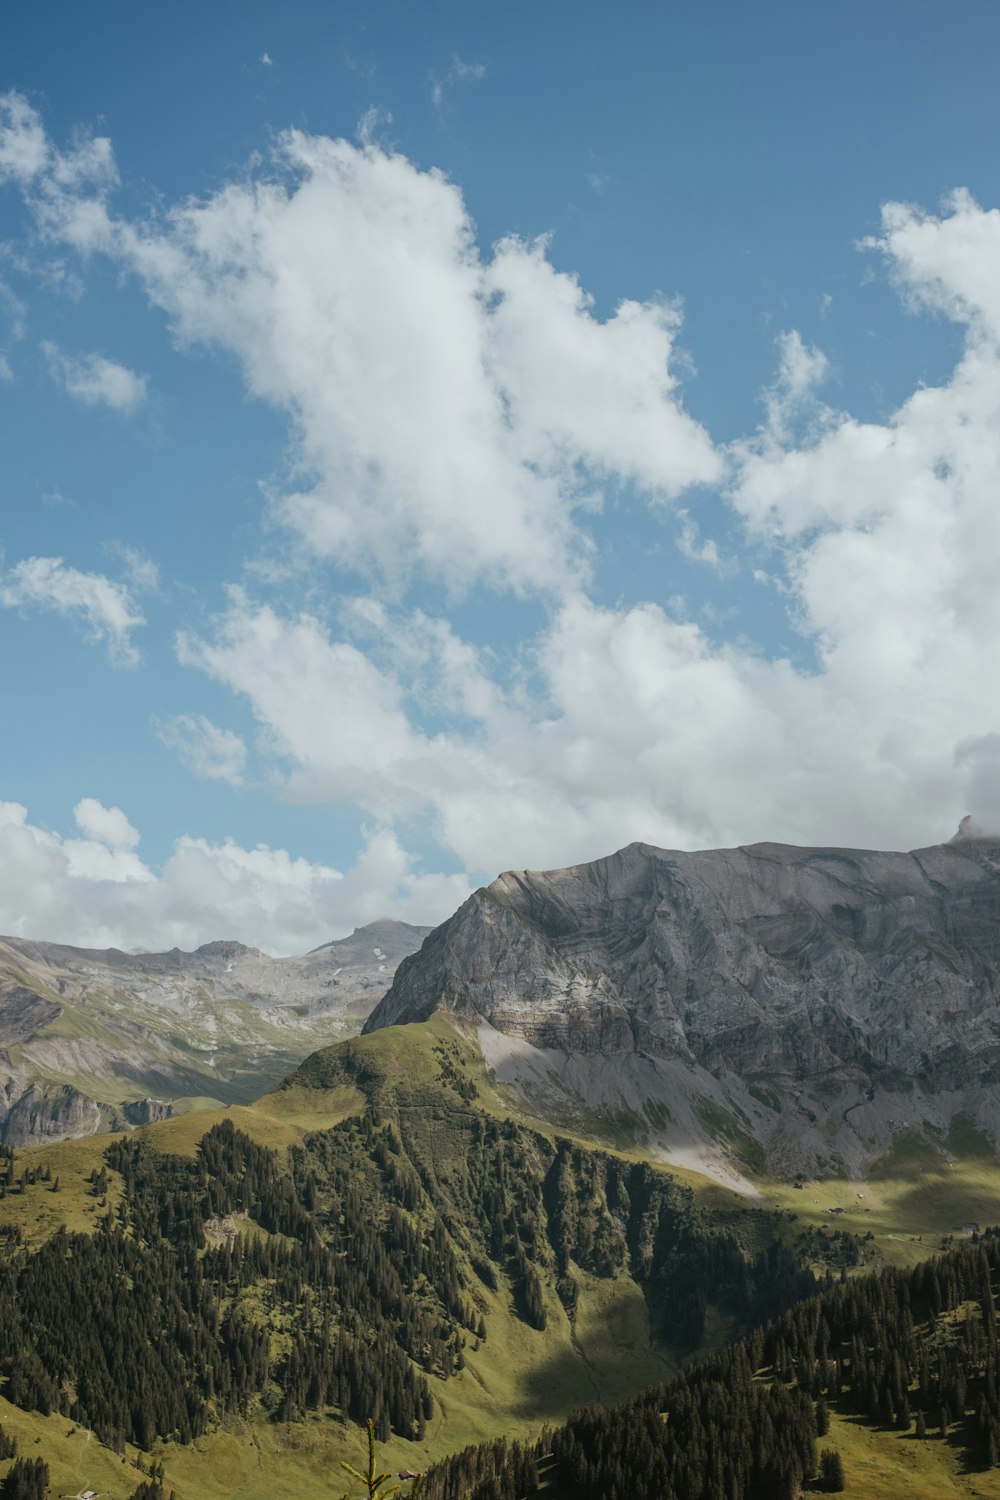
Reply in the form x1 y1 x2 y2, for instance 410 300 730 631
366 838 1000 1176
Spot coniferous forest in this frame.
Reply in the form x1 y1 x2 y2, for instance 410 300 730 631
419 1233 1000 1499
5 1038 1000 1498
0 1040 818 1460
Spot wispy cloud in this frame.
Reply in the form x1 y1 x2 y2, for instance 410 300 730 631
0 554 146 666
430 55 486 109
42 340 148 413
105 541 160 594
157 714 248 785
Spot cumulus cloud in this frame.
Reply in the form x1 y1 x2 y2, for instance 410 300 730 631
2 93 719 598
157 714 248 785
175 564 1000 876
862 189 1000 342
74 797 140 850
484 238 719 499
42 341 147 412
135 178 1000 869
4 92 1000 929
0 555 146 665
0 801 471 953
176 595 433 812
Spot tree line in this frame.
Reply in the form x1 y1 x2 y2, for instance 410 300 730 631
421 1230 1000 1498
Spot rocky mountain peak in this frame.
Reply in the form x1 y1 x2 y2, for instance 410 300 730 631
364 836 1000 1177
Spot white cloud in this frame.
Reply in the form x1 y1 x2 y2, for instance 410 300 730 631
0 801 470 953
485 237 721 499
5 94 1000 916
157 714 248 785
176 594 433 812
862 189 1000 342
5 95 718 598
758 329 831 447
106 542 160 593
0 352 11 381
74 797 140 850
0 90 49 182
0 554 146 665
42 341 147 412
177 482 1000 877
0 93 117 255
676 511 723 569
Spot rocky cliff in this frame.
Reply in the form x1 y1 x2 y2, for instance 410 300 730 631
365 835 1000 1179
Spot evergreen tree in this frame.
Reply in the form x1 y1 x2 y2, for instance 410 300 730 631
0 1457 49 1500
340 1419 423 1498
819 1448 845 1491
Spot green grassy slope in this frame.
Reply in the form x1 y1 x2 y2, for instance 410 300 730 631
4 1013 1000 1499
0 1015 792 1496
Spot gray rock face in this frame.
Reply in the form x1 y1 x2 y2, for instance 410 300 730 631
365 838 1000 1177
0 919 430 1144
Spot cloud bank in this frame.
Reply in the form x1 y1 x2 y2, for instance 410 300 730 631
0 801 470 954
1 94 1000 947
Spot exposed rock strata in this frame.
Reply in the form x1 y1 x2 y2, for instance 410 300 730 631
366 838 1000 1176
0 919 430 1144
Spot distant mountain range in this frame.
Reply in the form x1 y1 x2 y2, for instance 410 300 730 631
0 918 430 1143
366 832 1000 1182
8 828 1000 1177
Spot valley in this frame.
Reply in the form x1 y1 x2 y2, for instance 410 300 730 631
4 834 1000 1496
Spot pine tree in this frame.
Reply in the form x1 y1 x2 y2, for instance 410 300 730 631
0 1457 49 1499
819 1448 845 1491
340 1419 424 1498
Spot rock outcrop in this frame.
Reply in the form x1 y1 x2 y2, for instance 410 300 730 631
366 837 1000 1178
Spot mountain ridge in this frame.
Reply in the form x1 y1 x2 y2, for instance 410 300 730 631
0 919 431 1145
364 836 1000 1180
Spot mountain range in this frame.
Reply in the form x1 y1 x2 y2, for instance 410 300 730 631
0 919 429 1144
8 829 1000 1181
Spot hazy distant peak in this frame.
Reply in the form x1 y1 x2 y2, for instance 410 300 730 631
308 918 433 955
950 814 1000 843
193 939 262 960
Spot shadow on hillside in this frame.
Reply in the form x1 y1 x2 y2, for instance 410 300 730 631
513 1341 606 1421
512 1294 671 1421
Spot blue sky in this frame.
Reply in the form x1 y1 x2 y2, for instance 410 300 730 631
2 1 1000 951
